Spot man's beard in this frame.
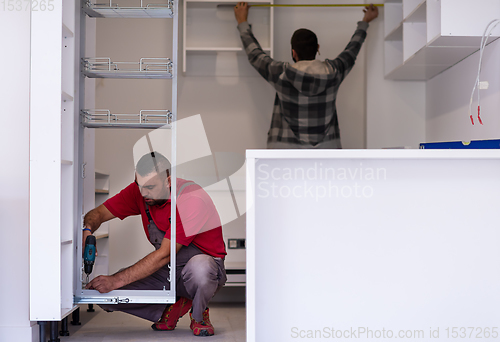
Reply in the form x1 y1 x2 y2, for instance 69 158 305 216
144 198 168 206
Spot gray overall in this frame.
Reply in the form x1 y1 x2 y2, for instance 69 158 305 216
99 182 227 323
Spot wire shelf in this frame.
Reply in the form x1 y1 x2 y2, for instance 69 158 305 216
81 110 173 129
84 0 174 18
83 58 173 79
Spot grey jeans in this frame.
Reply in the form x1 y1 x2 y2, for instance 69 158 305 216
99 218 227 323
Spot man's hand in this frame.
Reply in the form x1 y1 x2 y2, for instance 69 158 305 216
86 275 122 293
362 4 379 23
234 2 250 25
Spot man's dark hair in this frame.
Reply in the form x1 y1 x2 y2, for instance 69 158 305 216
291 28 318 61
136 151 171 179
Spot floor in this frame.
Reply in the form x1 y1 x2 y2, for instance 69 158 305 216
58 302 246 342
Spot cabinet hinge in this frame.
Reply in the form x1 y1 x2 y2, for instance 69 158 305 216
81 162 87 179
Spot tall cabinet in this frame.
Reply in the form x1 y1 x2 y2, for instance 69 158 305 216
29 0 179 323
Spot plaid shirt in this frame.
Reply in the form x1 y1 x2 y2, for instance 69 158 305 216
238 21 368 147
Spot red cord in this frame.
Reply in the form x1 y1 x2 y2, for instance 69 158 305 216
470 115 474 125
478 106 483 125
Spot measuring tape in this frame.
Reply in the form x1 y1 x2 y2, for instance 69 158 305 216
248 4 384 7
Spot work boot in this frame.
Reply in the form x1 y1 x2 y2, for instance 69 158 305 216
151 297 192 331
189 308 214 336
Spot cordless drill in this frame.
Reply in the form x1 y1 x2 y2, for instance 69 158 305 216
83 235 97 284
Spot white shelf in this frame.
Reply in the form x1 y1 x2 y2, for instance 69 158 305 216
384 0 500 80
183 0 273 73
61 160 73 165
84 1 174 18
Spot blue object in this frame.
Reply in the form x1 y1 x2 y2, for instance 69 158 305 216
420 139 500 149
84 235 96 275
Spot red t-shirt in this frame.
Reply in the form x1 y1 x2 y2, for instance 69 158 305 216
104 178 226 258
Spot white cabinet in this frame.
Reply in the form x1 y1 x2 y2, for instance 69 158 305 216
29 0 180 321
246 150 500 342
30 0 78 321
385 0 500 80
183 0 274 74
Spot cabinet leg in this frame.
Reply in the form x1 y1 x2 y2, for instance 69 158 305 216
38 321 47 342
70 308 81 326
87 304 95 312
48 321 60 342
59 316 70 336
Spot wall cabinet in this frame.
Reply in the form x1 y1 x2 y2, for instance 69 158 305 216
384 0 500 80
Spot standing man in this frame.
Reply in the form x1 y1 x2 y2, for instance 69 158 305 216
82 151 226 337
235 2 378 149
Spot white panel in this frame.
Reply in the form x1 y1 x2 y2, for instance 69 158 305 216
245 156 256 342
441 0 500 38
384 40 403 75
384 2 403 37
426 0 440 43
30 0 64 321
248 151 500 342
0 3 37 340
403 22 426 61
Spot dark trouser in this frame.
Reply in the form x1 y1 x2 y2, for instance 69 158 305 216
99 222 226 322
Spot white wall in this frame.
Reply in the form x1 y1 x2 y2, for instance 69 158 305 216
365 7 426 149
95 1 371 272
426 38 500 143
0 9 38 342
